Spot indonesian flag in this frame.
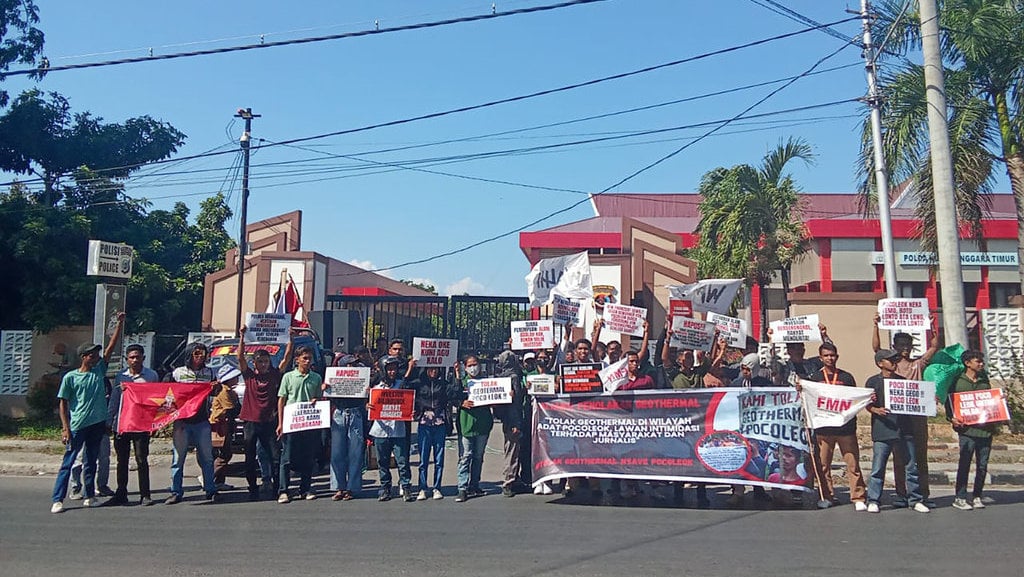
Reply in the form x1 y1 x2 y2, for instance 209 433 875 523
798 379 874 430
117 382 212 434
266 274 308 328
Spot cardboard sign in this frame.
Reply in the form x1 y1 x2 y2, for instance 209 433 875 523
281 400 330 434
706 312 747 348
598 357 629 393
950 389 1011 426
559 363 603 395
552 294 584 327
769 314 822 343
244 313 291 344
412 337 458 367
369 388 415 421
467 377 514 406
87 240 134 279
527 374 556 396
669 317 717 352
525 251 593 307
668 299 693 324
877 298 931 331
883 379 937 416
323 366 371 398
511 320 554 351
602 303 647 337
667 279 743 315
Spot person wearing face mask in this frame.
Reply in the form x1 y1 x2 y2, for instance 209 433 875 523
453 354 493 502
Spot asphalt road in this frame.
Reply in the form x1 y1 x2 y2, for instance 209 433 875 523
2 474 1021 577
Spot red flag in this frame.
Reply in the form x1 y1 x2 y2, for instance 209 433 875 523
284 275 309 328
118 382 212 434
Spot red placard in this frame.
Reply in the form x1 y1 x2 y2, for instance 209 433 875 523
669 299 693 323
369 388 415 421
951 389 1010 426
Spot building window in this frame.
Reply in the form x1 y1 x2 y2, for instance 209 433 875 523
897 283 926 298
992 283 1022 308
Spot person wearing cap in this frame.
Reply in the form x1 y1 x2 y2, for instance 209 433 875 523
865 349 929 513
276 345 324 502
166 341 218 505
50 313 125 513
328 350 370 502
105 343 159 506
210 365 241 491
238 326 293 500
806 342 867 510
367 355 415 502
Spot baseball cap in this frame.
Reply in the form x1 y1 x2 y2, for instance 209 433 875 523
77 343 102 357
217 365 242 383
523 352 537 361
873 349 901 364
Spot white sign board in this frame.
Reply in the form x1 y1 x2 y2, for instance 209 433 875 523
706 312 747 348
467 377 513 406
883 379 937 417
526 374 556 396
510 320 554 351
412 337 458 367
769 314 822 343
602 303 647 337
877 298 931 331
87 240 134 279
281 400 330 433
323 366 371 398
670 317 717 352
552 294 584 327
244 313 291 344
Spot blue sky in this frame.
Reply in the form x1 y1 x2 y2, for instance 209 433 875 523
4 1 975 297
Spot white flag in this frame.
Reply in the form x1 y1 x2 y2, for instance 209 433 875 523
667 279 743 315
525 251 593 308
799 380 874 429
598 358 629 393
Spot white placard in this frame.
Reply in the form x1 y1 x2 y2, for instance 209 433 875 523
883 379 937 417
510 320 554 351
552 294 584 327
244 313 291 344
323 366 371 398
877 298 931 331
602 303 647 337
281 400 331 433
598 357 629 393
87 240 134 279
706 312 747 348
669 317 717 352
769 314 822 343
526 374 556 396
467 377 513 406
412 337 458 367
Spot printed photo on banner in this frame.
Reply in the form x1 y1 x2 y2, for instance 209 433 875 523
950 389 1011 426
877 298 931 331
598 358 629 393
323 366 371 398
369 388 415 421
769 314 822 343
526 373 556 396
602 303 647 337
525 251 593 308
510 320 554 351
412 337 458 367
552 294 584 327
559 363 604 394
669 317 716 351
244 312 291 344
667 279 743 315
883 379 937 416
668 299 693 324
282 400 331 434
467 377 513 406
706 312 747 348
798 379 874 429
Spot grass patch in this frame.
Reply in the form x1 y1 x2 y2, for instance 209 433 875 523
0 415 63 440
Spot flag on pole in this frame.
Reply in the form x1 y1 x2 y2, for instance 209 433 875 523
117 382 213 434
283 275 308 328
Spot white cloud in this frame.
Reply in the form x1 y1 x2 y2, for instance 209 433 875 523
443 277 486 296
347 259 394 279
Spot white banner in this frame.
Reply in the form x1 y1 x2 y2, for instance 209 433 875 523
526 374 556 396
281 400 331 433
877 298 930 331
667 279 743 315
412 337 459 367
323 367 371 398
669 317 716 352
602 303 647 337
510 320 554 351
598 357 629 393
552 294 584 327
706 312 747 348
799 380 873 429
769 314 822 343
244 313 291 344
525 251 593 308
883 379 937 417
738 389 808 451
467 377 513 406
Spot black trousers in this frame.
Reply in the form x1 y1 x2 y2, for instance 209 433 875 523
243 421 280 492
113 432 151 500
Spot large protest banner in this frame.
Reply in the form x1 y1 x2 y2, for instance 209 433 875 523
525 251 593 307
559 363 603 395
669 317 716 351
118 382 213 434
769 314 822 343
281 400 331 434
510 320 554 351
412 337 458 367
602 303 647 337
877 298 931 331
323 366 371 398
244 312 291 344
467 377 514 406
532 389 812 491
883 379 937 417
369 388 415 421
950 389 1011 426
798 380 874 428
667 279 743 315
706 312 747 348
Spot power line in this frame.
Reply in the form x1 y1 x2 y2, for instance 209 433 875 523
746 0 859 45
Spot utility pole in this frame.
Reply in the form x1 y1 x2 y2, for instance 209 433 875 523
860 0 898 299
234 107 260 338
919 0 969 347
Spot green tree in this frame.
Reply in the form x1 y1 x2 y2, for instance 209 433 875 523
0 0 44 107
400 279 438 295
691 138 814 337
861 0 1024 291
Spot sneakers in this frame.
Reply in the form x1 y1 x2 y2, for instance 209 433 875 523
402 487 415 502
867 502 880 513
534 484 545 495
854 501 868 512
972 497 986 509
304 493 317 501
164 494 182 505
378 489 392 502
455 489 468 503
139 497 154 507
542 483 554 495
50 501 64 514
816 499 832 509
101 496 129 507
205 493 218 504
502 485 515 498
432 489 444 500
82 498 96 508
97 486 115 497
398 485 404 497
952 498 973 510
69 488 83 500
912 502 930 513
278 493 291 504
416 490 428 501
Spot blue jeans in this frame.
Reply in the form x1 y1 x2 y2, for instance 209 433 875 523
71 432 110 491
280 430 320 495
867 436 920 505
418 424 447 492
374 436 411 493
170 421 217 497
52 421 105 502
955 434 992 499
330 408 365 493
457 433 489 491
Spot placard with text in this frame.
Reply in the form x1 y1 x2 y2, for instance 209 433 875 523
510 320 554 351
323 366 371 398
883 379 937 417
412 337 459 367
602 303 647 337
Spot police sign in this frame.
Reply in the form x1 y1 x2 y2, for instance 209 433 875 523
87 240 134 279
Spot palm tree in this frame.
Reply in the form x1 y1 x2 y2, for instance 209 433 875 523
692 137 814 338
860 0 1024 291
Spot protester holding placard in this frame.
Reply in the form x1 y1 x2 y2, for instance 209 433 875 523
724 352 774 507
327 351 369 502
166 341 219 505
525 351 559 496
367 356 415 503
492 349 528 497
408 358 461 501
945 350 998 511
276 346 323 503
453 355 494 503
238 326 292 501
865 350 929 513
